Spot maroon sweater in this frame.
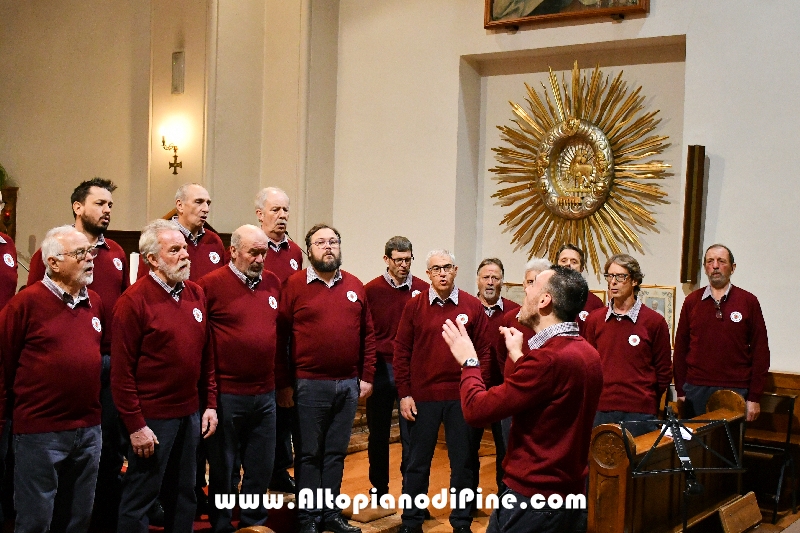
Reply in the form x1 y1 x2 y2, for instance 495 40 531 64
364 274 429 363
673 285 770 402
29 237 129 354
111 275 216 433
0 284 103 434
277 269 377 387
0 233 17 311
394 289 492 402
136 229 227 283
577 291 605 337
584 304 672 414
460 335 603 498
495 309 536 381
484 297 521 387
264 240 304 283
198 266 282 396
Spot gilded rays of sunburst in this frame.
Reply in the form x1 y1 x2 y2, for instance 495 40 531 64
490 61 671 275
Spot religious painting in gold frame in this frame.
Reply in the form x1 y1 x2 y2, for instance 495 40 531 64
485 0 649 29
501 282 526 307
590 288 607 305
490 62 671 277
638 284 676 346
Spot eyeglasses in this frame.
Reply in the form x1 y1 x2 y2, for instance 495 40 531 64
389 256 413 266
59 247 98 262
311 239 341 249
603 273 630 283
428 264 454 275
714 299 723 320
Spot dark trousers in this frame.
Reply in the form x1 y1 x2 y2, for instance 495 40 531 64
366 359 410 495
682 383 748 419
401 400 482 528
207 392 277 533
491 421 507 492
272 404 296 477
593 411 659 438
118 413 200 533
94 355 126 526
14 425 102 533
486 488 585 533
295 377 359 525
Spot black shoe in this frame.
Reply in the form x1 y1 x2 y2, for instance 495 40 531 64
452 527 472 533
269 470 296 493
147 499 165 527
398 526 423 533
298 521 320 533
323 516 361 533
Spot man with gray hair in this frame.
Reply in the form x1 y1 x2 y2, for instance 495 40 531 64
0 225 103 533
112 219 218 532
255 186 303 493
673 244 770 421
197 224 283 533
137 183 226 283
394 250 491 533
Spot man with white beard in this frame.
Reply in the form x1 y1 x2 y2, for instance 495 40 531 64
112 219 218 532
0 226 103 533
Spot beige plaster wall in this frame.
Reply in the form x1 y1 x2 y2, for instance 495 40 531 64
333 0 800 370
0 0 150 269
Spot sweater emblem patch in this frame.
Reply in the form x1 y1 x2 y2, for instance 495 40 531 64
347 291 358 302
209 252 221 264
113 257 123 271
412 290 421 298
269 296 278 309
193 308 203 322
290 259 299 270
3 254 13 268
456 313 468 325
92 317 102 332
730 311 742 323
628 334 640 347
579 310 589 321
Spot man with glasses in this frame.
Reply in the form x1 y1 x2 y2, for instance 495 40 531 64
0 225 104 533
364 236 428 498
394 250 491 533
112 219 218 532
26 178 130 528
255 187 303 494
556 243 604 335
277 224 376 533
583 254 671 437
673 244 770 421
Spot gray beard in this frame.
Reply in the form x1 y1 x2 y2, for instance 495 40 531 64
158 257 190 284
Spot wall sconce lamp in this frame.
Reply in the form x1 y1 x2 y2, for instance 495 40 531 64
162 136 182 175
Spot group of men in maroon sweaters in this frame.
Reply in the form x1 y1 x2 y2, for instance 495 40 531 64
0 175 771 533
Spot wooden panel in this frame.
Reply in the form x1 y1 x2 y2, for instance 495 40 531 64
588 391 745 533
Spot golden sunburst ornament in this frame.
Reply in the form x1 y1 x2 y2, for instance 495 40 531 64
490 61 671 275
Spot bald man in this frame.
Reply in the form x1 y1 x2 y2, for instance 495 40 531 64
198 225 283 533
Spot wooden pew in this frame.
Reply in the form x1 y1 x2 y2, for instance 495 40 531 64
588 390 746 533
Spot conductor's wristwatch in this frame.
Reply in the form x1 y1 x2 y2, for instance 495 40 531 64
462 358 480 368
